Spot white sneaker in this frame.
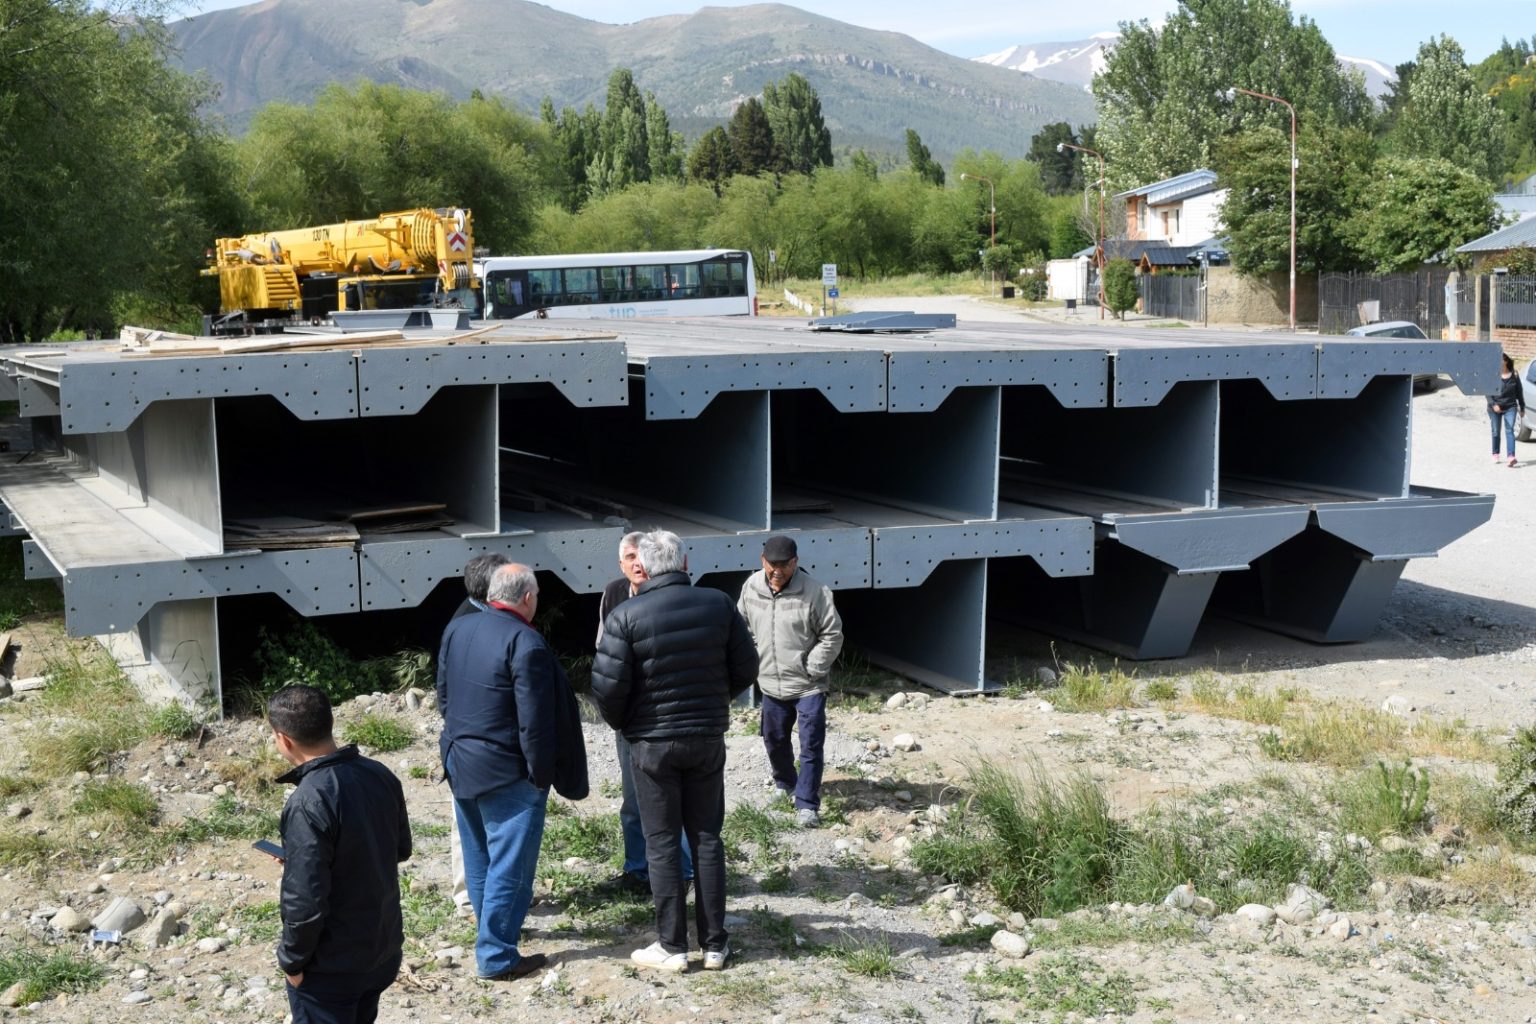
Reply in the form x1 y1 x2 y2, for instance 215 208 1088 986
797 808 820 828
703 944 731 970
630 941 688 972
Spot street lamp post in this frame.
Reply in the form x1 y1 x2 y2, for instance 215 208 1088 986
1226 86 1297 332
959 172 996 296
1057 142 1106 320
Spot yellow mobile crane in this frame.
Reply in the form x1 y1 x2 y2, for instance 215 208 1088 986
204 207 477 331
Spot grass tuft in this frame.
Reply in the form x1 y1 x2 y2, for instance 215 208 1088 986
342 714 414 753
824 930 897 978
1051 662 1138 713
74 778 158 826
973 952 1137 1017
0 948 104 1004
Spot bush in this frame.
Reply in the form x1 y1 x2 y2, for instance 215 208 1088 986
1103 259 1138 319
1338 760 1430 840
1496 726 1536 837
343 714 414 753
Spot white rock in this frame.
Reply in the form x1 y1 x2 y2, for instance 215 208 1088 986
1329 916 1354 941
11 676 49 693
1036 700 1054 713
1378 835 1412 853
1163 884 1196 910
195 937 227 954
122 991 151 1005
990 930 1030 958
1381 695 1414 716
50 906 90 933
1235 904 1277 926
5 803 30 820
147 909 180 948
891 734 919 752
947 908 966 926
1190 896 1218 918
894 790 913 803
539 969 560 990
970 912 1001 928
886 693 909 710
1008 912 1028 931
0 982 25 1007
864 739 881 752
93 896 148 935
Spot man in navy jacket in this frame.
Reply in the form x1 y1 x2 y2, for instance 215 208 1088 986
437 562 586 982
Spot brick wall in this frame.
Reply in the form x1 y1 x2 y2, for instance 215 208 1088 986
1493 328 1536 362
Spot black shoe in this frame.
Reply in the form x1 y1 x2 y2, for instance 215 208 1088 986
484 953 546 982
613 871 650 896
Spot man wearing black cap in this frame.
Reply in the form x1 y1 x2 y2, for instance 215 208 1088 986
737 535 843 828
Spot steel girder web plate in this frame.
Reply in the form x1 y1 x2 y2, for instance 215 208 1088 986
358 530 622 609
358 342 629 416
16 377 59 418
679 529 873 591
1113 344 1317 407
639 351 887 420
56 352 361 434
1107 507 1313 573
1312 490 1495 559
870 517 1095 588
58 546 361 636
1316 341 1501 399
886 348 1107 412
841 558 991 694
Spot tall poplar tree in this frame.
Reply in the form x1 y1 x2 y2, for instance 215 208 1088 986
1390 36 1504 182
728 97 776 177
761 73 833 175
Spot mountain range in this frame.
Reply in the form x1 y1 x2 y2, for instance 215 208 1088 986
974 33 1397 100
170 0 1097 162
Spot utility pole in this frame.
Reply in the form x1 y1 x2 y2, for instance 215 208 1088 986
960 172 996 296
1057 142 1106 320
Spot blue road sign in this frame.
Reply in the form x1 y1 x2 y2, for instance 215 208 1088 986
827 287 839 298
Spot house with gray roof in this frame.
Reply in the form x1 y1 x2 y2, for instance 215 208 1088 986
1454 217 1536 265
1116 169 1226 247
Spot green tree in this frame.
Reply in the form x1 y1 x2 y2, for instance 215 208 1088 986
0 0 243 342
762 73 833 175
1026 122 1083 195
1215 121 1376 275
687 127 738 195
1094 0 1371 188
542 98 601 212
1389 36 1504 181
1341 156 1497 272
1046 194 1093 260
728 97 776 177
905 129 945 186
1103 259 1139 319
645 91 684 181
589 68 651 195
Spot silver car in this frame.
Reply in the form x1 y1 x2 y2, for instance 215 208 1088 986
1520 359 1536 443
1343 320 1436 390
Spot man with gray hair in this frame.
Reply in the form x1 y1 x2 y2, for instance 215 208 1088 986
592 530 757 973
437 563 588 982
597 532 693 896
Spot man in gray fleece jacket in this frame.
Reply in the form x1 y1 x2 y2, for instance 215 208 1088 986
736 535 843 828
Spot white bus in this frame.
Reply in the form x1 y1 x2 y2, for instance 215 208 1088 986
476 249 757 320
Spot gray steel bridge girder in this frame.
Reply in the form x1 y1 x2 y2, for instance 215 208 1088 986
639 351 888 420
1211 490 1494 643
1112 344 1317 407
678 528 873 590
52 547 360 637
55 352 361 434
886 349 1108 412
358 342 629 416
16 377 59 419
1316 340 1502 399
358 531 622 610
871 517 1096 588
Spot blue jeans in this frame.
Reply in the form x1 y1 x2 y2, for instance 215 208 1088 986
761 691 827 811
1490 406 1518 456
450 762 547 978
617 731 693 880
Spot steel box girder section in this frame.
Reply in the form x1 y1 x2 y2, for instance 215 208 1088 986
871 517 1095 588
358 531 623 610
1316 340 1501 399
17 377 60 419
843 558 991 694
358 341 628 416
886 349 1107 412
46 547 361 636
678 528 873 590
55 352 361 434
1113 344 1317 407
637 351 887 420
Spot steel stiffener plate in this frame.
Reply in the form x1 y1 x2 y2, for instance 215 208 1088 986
1114 344 1316 406
59 547 360 635
1316 341 1501 399
871 517 1096 588
886 348 1107 411
640 351 887 420
358 342 629 416
56 352 361 433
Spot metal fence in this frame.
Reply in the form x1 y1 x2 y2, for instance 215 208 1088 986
1138 273 1202 321
1495 274 1536 327
1317 270 1450 335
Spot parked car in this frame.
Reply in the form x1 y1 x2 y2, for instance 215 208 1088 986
1520 359 1536 443
1343 321 1437 390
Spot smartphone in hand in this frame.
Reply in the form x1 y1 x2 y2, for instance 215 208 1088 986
252 839 286 861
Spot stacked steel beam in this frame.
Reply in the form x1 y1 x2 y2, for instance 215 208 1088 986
0 318 1498 704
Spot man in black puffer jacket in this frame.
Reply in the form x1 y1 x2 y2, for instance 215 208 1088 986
591 530 757 973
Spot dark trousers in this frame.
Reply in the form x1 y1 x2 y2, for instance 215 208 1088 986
629 735 728 955
761 691 827 811
285 956 399 1024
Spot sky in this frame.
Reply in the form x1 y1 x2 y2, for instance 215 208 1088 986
179 0 1523 68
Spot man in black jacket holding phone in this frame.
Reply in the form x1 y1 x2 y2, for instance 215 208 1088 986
268 684 411 1024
